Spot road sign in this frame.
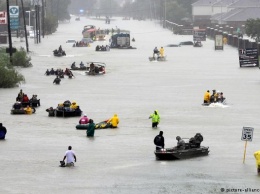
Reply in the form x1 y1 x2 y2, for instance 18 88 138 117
9 6 19 17
239 48 259 67
241 127 254 142
10 18 19 30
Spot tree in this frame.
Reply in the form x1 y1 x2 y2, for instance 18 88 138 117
0 48 25 88
245 18 260 42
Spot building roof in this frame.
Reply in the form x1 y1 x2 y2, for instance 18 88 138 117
228 0 260 8
211 7 260 22
192 0 218 6
213 0 239 7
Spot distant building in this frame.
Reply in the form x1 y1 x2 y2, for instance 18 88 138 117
193 0 260 29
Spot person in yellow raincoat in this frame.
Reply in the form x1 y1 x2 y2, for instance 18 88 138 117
70 101 78 110
203 90 210 103
159 47 164 57
223 37 227 45
149 110 160 128
254 151 260 174
107 114 119 128
24 105 32 114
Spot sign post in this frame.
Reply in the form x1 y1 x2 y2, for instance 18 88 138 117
9 6 19 30
241 127 254 163
215 34 223 50
239 48 259 67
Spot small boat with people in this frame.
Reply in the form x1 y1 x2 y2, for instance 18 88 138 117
202 90 226 106
53 45 66 57
11 102 36 115
46 100 82 117
85 62 106 76
95 45 110 51
154 133 209 160
76 120 112 130
149 56 167 62
70 61 87 71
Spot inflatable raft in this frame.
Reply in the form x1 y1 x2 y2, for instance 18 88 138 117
76 121 112 130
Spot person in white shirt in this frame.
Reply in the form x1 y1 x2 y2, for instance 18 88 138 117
62 146 76 166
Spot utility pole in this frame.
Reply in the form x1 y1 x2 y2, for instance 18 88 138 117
16 0 19 38
6 0 13 64
21 0 29 52
41 0 45 38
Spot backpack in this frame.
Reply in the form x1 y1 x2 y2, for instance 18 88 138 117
154 135 161 146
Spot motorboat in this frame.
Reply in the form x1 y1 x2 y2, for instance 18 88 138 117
85 62 106 75
154 146 209 160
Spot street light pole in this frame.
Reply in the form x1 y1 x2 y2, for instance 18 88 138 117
21 0 29 52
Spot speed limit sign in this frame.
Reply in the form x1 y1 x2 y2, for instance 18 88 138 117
241 127 254 141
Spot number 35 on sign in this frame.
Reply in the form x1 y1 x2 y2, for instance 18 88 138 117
241 127 254 141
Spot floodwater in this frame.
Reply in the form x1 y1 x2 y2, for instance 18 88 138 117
1 16 260 194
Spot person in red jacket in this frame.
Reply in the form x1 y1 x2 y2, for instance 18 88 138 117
22 94 29 103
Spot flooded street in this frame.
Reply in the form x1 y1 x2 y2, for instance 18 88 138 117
0 16 260 194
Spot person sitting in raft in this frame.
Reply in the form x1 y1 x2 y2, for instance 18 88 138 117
79 114 89 124
86 119 95 137
71 62 76 69
107 114 119 128
159 46 164 57
24 105 32 114
203 90 210 103
96 45 100 51
89 63 95 75
153 47 159 58
13 101 22 110
210 90 217 103
175 136 185 150
70 101 78 110
79 61 85 68
219 92 225 103
16 89 24 102
57 103 64 111
22 94 29 103
58 45 63 53
53 76 61 84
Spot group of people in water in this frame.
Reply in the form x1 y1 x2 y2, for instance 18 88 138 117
154 131 204 151
203 89 225 104
95 45 110 51
45 68 74 84
153 46 165 58
73 41 90 47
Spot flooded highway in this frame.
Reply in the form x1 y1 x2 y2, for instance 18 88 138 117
0 16 260 194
